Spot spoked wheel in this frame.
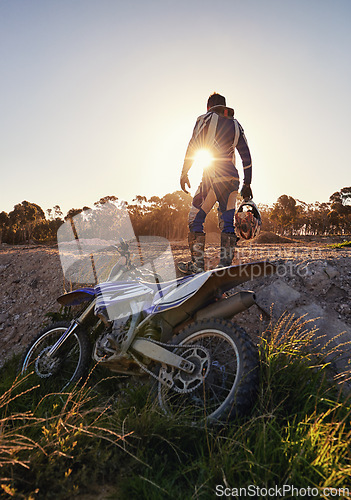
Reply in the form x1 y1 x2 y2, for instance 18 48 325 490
157 318 258 423
20 321 91 392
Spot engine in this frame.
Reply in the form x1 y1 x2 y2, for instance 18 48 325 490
94 316 131 362
93 315 144 375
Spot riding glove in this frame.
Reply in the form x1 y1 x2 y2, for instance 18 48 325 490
180 173 191 194
240 184 253 201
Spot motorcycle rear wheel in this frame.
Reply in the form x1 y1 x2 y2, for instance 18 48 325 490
20 321 91 391
157 318 258 423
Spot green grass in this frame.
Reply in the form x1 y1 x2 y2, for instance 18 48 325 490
327 240 351 249
1 315 351 499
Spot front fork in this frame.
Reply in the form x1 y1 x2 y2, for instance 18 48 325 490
47 300 96 358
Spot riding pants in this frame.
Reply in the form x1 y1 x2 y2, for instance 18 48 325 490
188 173 239 234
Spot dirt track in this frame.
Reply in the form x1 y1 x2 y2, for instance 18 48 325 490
0 234 350 372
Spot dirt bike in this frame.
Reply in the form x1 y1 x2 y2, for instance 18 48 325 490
20 203 276 423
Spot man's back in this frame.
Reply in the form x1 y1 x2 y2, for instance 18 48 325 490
192 105 237 161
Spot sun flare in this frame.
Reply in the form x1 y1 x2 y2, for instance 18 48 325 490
188 149 214 195
193 149 213 171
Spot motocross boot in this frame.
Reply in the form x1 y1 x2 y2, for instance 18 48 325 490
216 232 238 268
178 232 205 274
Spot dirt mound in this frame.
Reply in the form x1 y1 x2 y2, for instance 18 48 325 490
253 231 296 244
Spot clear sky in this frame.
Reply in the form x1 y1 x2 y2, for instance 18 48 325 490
1 0 350 217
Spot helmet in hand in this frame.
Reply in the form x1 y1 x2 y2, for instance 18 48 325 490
234 200 262 240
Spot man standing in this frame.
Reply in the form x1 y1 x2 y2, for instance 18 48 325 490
178 92 253 274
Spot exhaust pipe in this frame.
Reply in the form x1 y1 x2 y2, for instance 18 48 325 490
195 291 256 321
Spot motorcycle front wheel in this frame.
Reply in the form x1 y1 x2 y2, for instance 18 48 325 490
20 321 91 392
157 318 258 423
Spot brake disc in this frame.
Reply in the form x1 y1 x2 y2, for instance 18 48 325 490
130 340 211 393
34 346 60 378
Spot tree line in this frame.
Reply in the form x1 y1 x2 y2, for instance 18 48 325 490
0 187 350 245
